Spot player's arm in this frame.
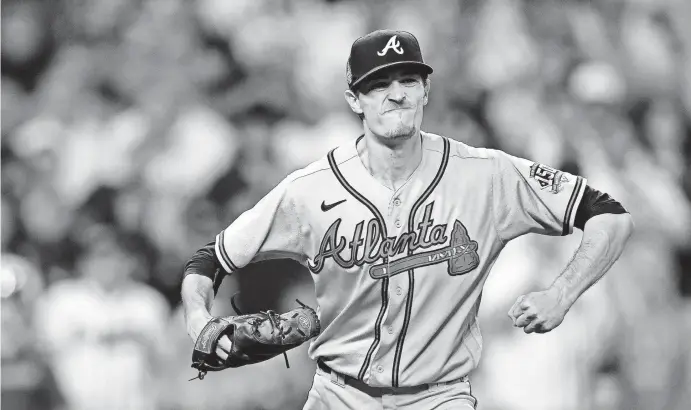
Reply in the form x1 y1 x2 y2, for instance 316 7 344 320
181 172 307 358
550 187 634 307
181 241 220 338
181 274 214 337
181 241 233 359
509 186 634 333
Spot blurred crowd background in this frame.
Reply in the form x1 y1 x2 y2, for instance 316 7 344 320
2 0 691 409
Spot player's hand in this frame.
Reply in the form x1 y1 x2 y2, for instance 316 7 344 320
214 335 233 360
187 314 233 360
508 287 569 334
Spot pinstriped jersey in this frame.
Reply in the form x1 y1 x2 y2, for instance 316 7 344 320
214 132 587 388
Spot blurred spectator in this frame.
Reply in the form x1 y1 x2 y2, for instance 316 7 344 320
33 230 170 410
1 252 64 410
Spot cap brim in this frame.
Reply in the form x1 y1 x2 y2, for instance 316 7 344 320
350 61 434 89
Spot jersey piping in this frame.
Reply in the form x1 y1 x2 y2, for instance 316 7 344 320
391 136 450 387
326 141 391 382
214 161 333 274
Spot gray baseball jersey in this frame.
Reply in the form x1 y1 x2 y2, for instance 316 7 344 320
214 132 587 388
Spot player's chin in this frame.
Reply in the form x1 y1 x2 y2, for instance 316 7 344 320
384 123 416 140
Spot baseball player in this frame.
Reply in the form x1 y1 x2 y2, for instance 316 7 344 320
181 29 634 409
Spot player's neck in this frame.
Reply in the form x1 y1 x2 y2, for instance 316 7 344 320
358 130 423 191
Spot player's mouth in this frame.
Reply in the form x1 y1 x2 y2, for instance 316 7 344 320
382 106 413 114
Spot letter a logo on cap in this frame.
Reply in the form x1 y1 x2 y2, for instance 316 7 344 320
377 35 404 56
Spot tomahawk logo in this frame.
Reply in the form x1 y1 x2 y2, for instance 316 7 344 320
369 220 480 279
377 35 404 56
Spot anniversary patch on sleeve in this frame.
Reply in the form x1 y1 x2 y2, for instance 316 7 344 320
529 163 569 194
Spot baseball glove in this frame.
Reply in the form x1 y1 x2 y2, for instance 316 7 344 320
190 297 320 381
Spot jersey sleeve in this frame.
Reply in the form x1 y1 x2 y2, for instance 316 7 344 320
214 174 307 273
491 151 587 242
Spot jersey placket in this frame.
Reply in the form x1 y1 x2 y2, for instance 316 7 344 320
367 191 408 386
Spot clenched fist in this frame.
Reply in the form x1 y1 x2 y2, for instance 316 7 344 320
508 287 570 334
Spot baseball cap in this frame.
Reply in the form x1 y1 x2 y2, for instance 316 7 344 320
346 29 433 90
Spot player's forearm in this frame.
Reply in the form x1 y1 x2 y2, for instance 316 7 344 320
181 241 224 338
550 213 634 308
181 274 215 339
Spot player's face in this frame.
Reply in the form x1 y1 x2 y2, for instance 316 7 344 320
347 67 429 143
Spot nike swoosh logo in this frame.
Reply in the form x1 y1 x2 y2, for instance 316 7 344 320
321 199 347 212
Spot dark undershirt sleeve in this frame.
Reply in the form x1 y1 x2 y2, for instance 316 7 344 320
183 240 226 296
574 185 628 231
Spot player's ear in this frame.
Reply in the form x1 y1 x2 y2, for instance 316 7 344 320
423 78 431 106
344 89 364 115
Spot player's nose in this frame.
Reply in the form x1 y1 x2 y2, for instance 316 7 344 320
387 81 406 103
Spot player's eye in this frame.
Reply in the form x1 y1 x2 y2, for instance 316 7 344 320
401 77 419 85
371 81 389 90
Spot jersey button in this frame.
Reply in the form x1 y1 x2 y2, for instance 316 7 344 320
396 286 403 296
395 219 402 228
387 326 394 334
393 198 401 206
376 365 384 373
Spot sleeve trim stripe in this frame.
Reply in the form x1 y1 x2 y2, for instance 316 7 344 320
569 177 587 233
214 234 231 273
219 230 239 271
562 176 585 236
215 231 238 273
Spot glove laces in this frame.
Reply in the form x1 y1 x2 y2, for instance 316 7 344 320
232 293 309 369
189 295 311 381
